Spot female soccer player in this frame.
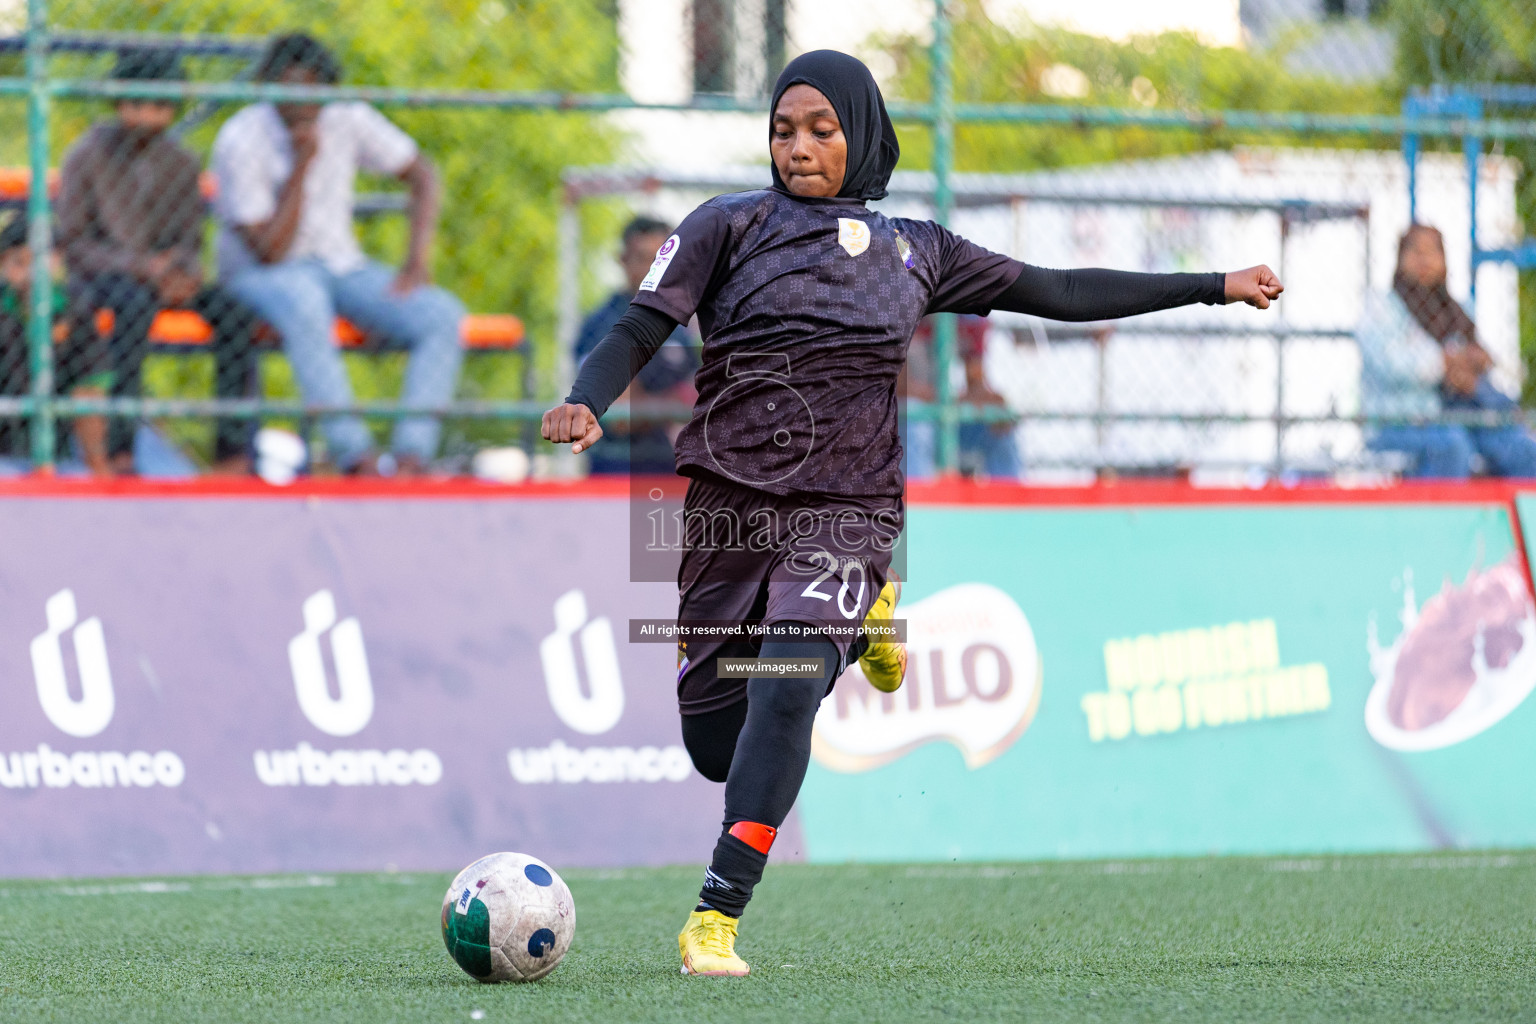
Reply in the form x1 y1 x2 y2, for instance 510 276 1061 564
543 49 1283 977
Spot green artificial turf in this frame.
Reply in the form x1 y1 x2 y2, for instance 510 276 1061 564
1 851 1533 1023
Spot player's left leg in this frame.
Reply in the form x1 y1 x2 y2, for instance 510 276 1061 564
679 621 840 976
674 578 765 780
679 698 748 783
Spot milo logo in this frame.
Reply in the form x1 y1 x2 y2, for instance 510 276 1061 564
812 583 1041 771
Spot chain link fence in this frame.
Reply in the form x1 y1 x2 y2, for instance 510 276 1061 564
0 0 1531 481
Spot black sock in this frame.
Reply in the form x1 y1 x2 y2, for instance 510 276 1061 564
696 834 767 917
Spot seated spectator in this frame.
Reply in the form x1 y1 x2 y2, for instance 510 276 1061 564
1357 224 1536 478
901 314 1021 480
0 217 112 474
212 33 464 476
56 49 259 474
574 216 700 475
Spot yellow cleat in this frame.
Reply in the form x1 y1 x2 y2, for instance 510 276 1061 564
858 574 906 693
679 909 750 976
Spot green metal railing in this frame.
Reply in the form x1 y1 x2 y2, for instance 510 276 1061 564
25 0 53 467
7 0 1536 474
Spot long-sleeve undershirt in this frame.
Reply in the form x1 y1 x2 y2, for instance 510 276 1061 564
565 265 1228 419
994 265 1225 321
566 303 679 420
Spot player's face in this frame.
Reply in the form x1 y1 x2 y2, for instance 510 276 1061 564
275 66 322 131
115 100 177 136
1399 228 1447 288
0 247 29 294
771 84 847 198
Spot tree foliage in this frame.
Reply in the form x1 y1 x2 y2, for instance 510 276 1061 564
879 0 1392 173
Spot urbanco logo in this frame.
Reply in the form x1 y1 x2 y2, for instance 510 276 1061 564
31 589 113 737
540 590 624 735
289 590 373 737
513 592 691 784
812 583 1041 772
1 589 185 790
255 590 439 788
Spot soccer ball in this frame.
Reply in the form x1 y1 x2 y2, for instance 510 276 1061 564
441 852 575 982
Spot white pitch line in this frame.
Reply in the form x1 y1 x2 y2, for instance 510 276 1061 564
1264 854 1522 872
0 875 338 898
903 854 1531 880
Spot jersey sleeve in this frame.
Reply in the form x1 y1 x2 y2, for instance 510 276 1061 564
915 221 1024 316
211 116 277 227
351 103 420 176
629 203 732 325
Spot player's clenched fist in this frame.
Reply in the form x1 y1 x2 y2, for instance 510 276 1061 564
541 402 603 454
1224 265 1285 309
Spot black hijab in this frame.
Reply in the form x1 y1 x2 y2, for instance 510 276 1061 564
768 49 900 202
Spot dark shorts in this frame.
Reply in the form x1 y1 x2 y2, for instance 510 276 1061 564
675 473 903 715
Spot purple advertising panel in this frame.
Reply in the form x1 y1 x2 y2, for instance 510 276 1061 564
0 494 734 877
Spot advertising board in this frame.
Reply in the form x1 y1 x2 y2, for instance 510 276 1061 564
2 485 1533 876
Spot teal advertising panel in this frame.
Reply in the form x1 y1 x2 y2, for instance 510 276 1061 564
799 501 1536 862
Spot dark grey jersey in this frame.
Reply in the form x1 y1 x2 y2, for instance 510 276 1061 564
630 188 1021 498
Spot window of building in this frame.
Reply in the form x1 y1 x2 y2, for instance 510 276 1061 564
692 0 788 97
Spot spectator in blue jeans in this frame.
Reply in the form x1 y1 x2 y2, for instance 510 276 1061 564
1357 223 1536 478
211 33 463 475
57 49 260 474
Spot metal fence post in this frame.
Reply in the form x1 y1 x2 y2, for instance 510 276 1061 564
1464 101 1482 305
930 0 958 474
552 183 580 472
24 0 54 471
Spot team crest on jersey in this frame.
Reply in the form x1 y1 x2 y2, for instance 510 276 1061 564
894 229 915 269
837 218 870 257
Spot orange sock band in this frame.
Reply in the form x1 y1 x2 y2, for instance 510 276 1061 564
728 820 777 854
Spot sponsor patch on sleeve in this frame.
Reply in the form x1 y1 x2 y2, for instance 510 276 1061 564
638 234 681 292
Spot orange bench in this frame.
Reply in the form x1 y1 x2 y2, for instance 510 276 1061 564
0 166 213 200
138 309 525 350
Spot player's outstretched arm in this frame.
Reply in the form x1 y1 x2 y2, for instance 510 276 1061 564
992 263 1284 322
543 303 681 454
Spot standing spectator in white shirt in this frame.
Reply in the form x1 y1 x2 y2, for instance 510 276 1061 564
212 33 464 475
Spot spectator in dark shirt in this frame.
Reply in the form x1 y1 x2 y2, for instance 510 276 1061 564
0 217 112 474
901 314 1021 480
573 216 700 474
56 49 259 473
